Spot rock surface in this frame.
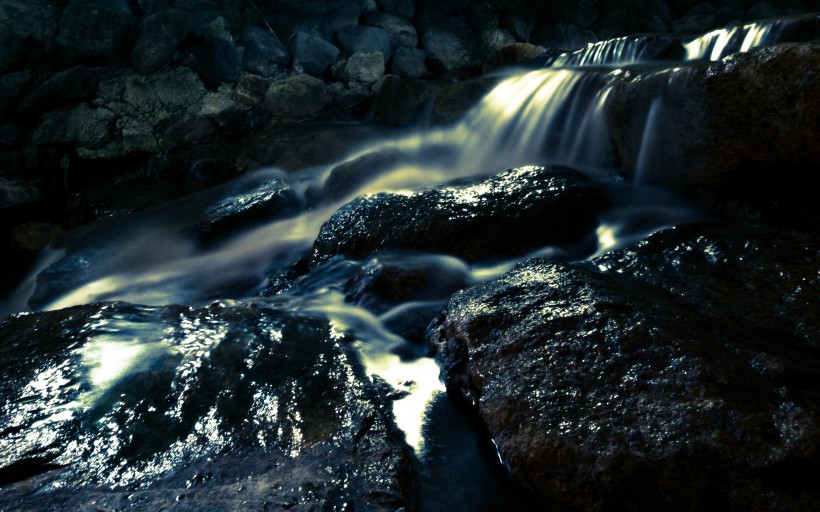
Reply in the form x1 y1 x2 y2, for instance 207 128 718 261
430 221 820 510
310 165 609 267
0 302 415 511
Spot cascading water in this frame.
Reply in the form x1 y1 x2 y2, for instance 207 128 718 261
2 15 808 510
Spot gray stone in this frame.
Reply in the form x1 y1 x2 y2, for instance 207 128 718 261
183 37 244 88
289 32 341 75
241 25 291 77
342 52 385 84
34 104 116 150
364 12 419 49
421 26 478 72
131 8 191 74
481 28 517 54
18 67 99 117
0 178 42 209
263 74 332 119
335 25 392 60
149 67 207 110
51 0 136 63
376 0 415 18
390 47 428 77
234 74 271 106
0 0 57 43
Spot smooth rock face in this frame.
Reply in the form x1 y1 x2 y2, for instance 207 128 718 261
430 221 820 510
391 47 428 77
341 52 385 84
0 302 414 511
334 25 392 61
310 165 609 267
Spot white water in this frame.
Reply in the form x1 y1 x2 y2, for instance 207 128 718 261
5 16 801 453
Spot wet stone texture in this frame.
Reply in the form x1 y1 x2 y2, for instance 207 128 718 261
0 302 414 511
430 221 820 511
311 165 610 267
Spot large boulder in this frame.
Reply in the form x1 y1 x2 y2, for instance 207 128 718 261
371 75 441 125
131 8 191 74
431 221 820 511
0 302 415 510
241 25 290 77
50 0 136 63
263 74 332 120
608 42 820 223
364 12 419 49
334 25 392 61
310 165 609 267
289 31 341 75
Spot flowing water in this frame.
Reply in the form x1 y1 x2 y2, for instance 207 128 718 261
2 16 807 509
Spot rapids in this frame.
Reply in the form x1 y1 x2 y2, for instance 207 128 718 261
2 16 807 509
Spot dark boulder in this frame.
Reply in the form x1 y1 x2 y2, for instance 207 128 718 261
0 302 415 511
608 42 820 223
391 47 428 78
430 221 820 510
430 76 501 125
182 37 244 88
194 175 304 245
364 12 419 49
371 75 442 125
310 165 609 267
17 67 99 118
241 25 290 77
50 0 136 63
335 25 392 61
0 27 22 74
131 8 191 74
0 70 31 122
289 31 341 75
262 74 332 120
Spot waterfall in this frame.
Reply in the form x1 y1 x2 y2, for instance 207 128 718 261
5 14 808 463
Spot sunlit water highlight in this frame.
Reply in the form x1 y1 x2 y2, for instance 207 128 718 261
4 17 801 469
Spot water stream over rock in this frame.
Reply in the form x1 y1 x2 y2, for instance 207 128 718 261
2 14 818 511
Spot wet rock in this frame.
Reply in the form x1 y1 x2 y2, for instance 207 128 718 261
0 302 415 511
391 47 428 78
371 75 441 125
183 37 244 88
18 67 99 118
431 221 820 511
194 175 304 244
159 116 216 151
234 74 270 105
364 12 419 49
341 52 385 84
345 252 470 314
335 25 392 61
131 8 191 74
263 74 332 120
241 25 290 77
0 179 42 210
481 28 517 54
310 165 608 266
609 42 820 223
289 31 341 75
51 0 136 63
